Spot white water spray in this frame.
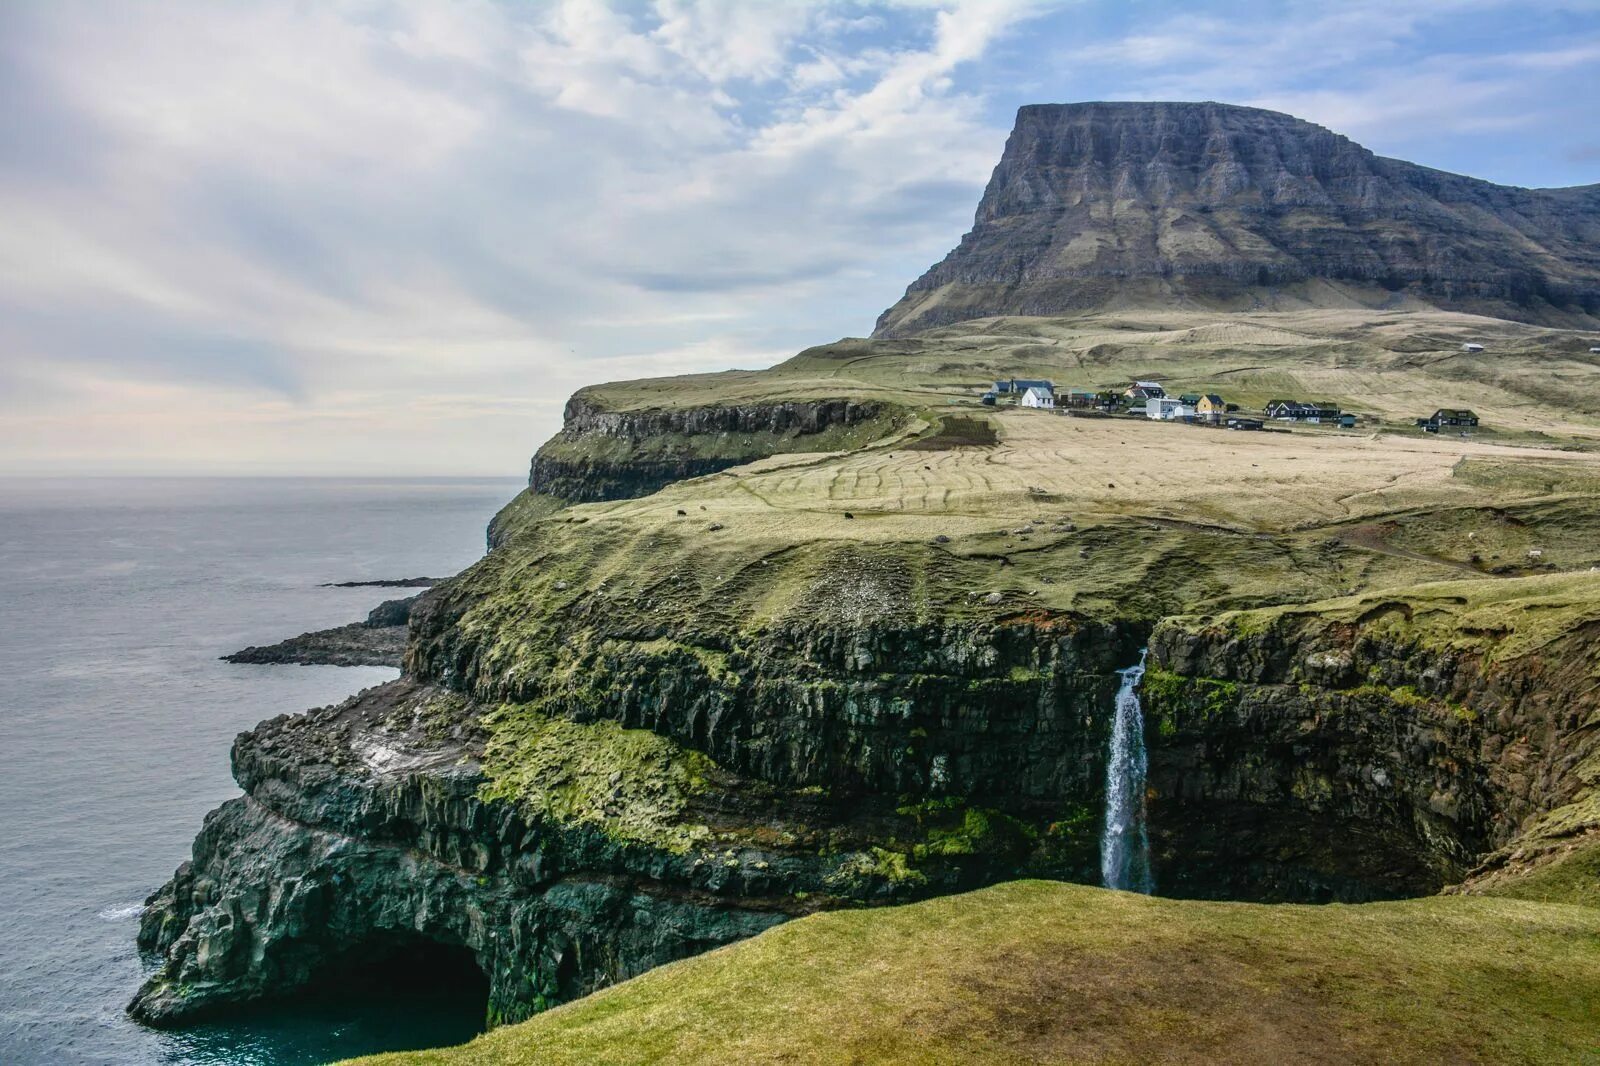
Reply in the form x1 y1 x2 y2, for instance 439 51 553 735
1101 649 1154 893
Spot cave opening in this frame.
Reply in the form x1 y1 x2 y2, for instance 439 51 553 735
178 931 493 1062
300 929 491 1009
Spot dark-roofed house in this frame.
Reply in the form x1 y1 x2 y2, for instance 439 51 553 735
1418 409 1479 432
1195 394 1227 422
996 378 1053 397
1266 400 1340 423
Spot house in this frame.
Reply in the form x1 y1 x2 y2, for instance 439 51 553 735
1178 393 1202 405
995 378 1053 398
1265 400 1340 423
1124 380 1165 400
1418 408 1479 431
1147 396 1196 421
1020 385 1055 409
1195 394 1227 421
1461 343 1485 353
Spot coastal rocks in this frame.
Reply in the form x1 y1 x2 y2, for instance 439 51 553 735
131 667 1106 1028
221 596 419 668
876 101 1600 335
130 683 811 1027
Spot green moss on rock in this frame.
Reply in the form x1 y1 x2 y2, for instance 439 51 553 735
478 702 716 853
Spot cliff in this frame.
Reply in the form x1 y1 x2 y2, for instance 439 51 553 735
876 102 1600 335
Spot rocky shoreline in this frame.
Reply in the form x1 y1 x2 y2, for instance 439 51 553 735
221 596 419 669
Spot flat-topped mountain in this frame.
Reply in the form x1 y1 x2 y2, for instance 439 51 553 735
875 101 1600 336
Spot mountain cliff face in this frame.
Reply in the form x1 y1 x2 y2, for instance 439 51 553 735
876 102 1600 335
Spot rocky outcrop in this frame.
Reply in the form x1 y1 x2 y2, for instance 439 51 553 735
130 682 831 1027
221 596 418 668
527 396 889 505
877 101 1600 335
1142 607 1600 900
131 609 1138 1028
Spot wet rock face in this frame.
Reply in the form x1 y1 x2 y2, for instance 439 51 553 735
1142 615 1599 901
876 101 1600 335
528 397 885 504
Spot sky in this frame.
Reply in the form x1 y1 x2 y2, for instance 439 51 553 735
2 0 1597 476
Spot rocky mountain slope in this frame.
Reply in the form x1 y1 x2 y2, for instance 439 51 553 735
876 102 1600 335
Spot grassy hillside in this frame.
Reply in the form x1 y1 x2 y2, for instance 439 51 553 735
348 880 1600 1066
575 309 1600 444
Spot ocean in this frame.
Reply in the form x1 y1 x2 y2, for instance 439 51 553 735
0 477 524 1065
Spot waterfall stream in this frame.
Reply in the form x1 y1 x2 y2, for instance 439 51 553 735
1101 649 1154 893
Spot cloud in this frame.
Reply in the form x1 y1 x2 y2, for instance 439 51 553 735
0 0 1055 474
1 0 1591 475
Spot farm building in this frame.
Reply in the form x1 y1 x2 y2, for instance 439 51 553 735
1461 343 1485 352
1225 417 1263 431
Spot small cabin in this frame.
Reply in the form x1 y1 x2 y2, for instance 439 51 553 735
980 391 998 406
1461 343 1485 353
1225 417 1263 431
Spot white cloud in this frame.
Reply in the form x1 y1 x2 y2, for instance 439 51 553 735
0 0 1052 474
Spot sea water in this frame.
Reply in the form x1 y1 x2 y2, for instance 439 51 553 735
0 477 521 1065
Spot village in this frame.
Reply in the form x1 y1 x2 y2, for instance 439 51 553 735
980 377 1480 435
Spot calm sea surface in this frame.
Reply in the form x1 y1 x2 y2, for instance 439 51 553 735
0 477 523 1065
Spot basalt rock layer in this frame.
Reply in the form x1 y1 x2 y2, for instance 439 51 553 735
130 613 1145 1027
876 101 1600 335
1141 587 1600 902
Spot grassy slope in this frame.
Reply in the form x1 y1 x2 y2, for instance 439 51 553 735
578 309 1600 444
350 880 1600 1066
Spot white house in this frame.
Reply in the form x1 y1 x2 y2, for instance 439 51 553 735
1021 385 1055 409
1461 342 1485 353
1147 396 1195 421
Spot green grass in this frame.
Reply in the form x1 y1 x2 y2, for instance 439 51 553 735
1201 570 1600 664
347 880 1600 1065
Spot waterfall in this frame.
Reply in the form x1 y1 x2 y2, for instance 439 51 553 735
1101 648 1154 893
